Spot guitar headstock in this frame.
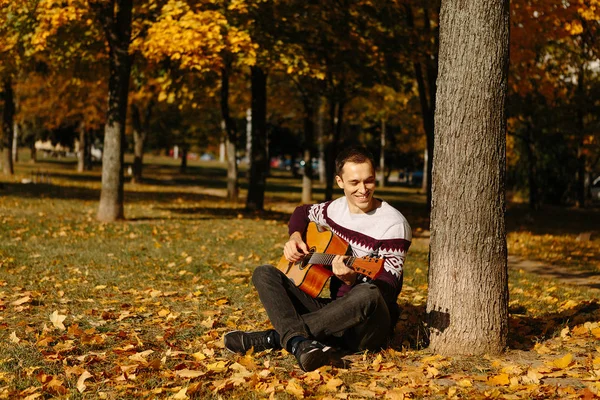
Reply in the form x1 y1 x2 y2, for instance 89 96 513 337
351 256 383 278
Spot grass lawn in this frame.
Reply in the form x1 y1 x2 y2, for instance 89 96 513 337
1 155 600 399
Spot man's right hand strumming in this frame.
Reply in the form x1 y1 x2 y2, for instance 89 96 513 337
283 231 309 262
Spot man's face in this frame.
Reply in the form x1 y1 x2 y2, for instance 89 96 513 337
335 161 377 213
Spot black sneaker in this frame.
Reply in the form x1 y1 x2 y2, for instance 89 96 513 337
223 329 281 354
292 340 335 372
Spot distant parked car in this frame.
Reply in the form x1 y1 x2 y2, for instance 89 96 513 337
592 176 600 203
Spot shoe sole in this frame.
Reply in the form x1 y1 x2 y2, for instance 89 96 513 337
299 346 334 372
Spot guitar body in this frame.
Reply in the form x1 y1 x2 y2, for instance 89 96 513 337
276 223 356 298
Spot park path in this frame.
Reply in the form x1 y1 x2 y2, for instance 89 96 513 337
411 237 600 292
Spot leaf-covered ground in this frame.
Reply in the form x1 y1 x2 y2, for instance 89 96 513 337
1 157 600 399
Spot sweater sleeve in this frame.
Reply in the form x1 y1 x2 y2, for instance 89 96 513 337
288 204 312 236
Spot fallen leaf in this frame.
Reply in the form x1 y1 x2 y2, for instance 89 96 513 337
76 370 92 393
175 369 205 379
10 331 20 343
285 379 304 397
551 353 573 369
50 310 66 331
171 387 188 399
488 373 510 386
206 361 228 373
11 296 31 306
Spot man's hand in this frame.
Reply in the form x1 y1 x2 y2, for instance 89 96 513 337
332 255 356 286
283 232 309 262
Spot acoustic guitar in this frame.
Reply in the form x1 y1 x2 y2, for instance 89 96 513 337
276 222 383 298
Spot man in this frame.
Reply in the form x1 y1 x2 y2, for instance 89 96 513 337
224 146 411 372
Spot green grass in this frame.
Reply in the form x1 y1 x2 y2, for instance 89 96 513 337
1 155 600 399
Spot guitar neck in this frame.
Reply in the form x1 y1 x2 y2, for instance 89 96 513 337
306 252 382 278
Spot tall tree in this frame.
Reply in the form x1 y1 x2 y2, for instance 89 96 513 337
426 0 509 355
93 0 133 222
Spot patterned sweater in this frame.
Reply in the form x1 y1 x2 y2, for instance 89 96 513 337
288 197 412 320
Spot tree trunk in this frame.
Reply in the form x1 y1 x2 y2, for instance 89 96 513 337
221 63 239 202
379 117 386 188
77 120 92 172
301 96 315 204
405 4 438 212
324 96 344 201
12 122 19 163
246 66 268 211
180 145 188 173
575 63 586 208
427 0 509 355
2 77 15 175
97 0 133 222
317 97 326 183
131 101 152 184
524 126 539 210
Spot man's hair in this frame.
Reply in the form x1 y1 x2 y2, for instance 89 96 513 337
335 146 375 177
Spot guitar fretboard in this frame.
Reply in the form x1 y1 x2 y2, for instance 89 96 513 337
306 252 357 267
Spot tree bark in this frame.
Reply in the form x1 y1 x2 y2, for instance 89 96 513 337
77 120 92 172
131 101 153 183
379 117 386 188
575 63 586 208
2 77 15 175
405 4 438 212
427 0 509 355
246 66 268 211
301 95 315 204
96 0 133 222
324 95 344 201
221 62 239 202
12 122 19 163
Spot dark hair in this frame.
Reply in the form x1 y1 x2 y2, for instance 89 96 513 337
335 146 375 177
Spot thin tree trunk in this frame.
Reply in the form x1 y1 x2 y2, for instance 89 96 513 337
221 62 239 201
77 120 91 172
405 4 438 212
180 145 188 173
2 77 15 175
380 117 386 188
317 96 326 183
576 63 586 208
96 0 133 222
301 96 315 204
427 0 509 355
524 126 539 210
246 66 268 211
12 122 19 163
131 101 152 183
324 95 344 201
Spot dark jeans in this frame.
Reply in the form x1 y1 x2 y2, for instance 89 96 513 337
252 264 391 352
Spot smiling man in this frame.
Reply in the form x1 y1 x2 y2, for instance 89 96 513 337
224 146 412 371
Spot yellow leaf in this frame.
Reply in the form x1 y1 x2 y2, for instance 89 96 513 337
457 379 472 387
171 387 188 399
488 373 510 386
191 351 206 362
285 379 304 397
206 361 227 372
50 310 66 331
76 370 92 393
175 369 205 379
158 309 170 317
324 377 343 391
11 296 31 306
10 331 20 343
551 353 573 369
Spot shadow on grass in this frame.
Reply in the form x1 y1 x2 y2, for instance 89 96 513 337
154 205 291 223
506 203 600 235
508 300 600 350
388 300 600 352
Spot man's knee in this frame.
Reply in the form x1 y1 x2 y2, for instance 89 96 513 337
351 284 385 314
252 264 280 287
